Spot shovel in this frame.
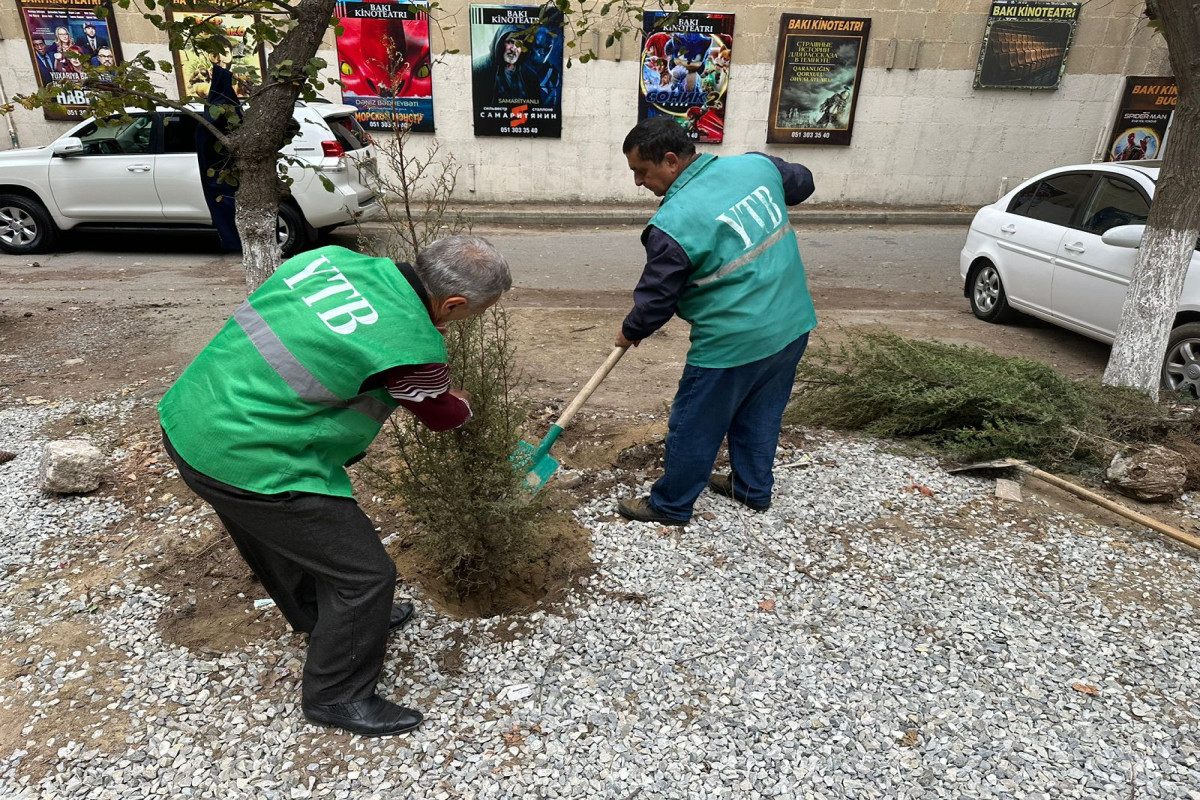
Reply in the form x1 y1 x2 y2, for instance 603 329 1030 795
516 345 628 494
950 457 1200 551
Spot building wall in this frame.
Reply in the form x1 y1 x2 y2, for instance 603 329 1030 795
0 0 1172 206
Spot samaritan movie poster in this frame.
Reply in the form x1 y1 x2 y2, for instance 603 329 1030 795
469 4 563 138
638 10 735 145
335 0 434 133
18 0 123 121
766 14 870 146
172 11 265 101
973 1 1080 89
1105 76 1176 162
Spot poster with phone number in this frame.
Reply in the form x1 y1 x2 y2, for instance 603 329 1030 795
766 14 870 146
336 0 435 133
638 11 735 145
18 0 124 121
469 4 563 138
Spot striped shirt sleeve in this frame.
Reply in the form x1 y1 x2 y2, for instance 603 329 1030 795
384 363 472 431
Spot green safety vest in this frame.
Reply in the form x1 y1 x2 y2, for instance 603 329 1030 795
648 153 817 368
159 246 447 497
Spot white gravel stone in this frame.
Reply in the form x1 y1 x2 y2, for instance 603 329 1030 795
2 409 1199 799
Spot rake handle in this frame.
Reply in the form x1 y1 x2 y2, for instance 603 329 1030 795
1019 463 1200 551
553 346 629 433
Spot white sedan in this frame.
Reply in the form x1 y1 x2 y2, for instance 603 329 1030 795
960 160 1200 394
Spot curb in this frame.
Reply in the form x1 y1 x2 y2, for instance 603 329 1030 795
356 206 976 230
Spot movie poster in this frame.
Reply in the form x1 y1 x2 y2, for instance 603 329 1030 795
1105 76 1176 162
638 11 734 145
973 1 1080 89
172 10 265 101
335 0 434 133
18 0 123 121
766 14 870 146
469 4 563 138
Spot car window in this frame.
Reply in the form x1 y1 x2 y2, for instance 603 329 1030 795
162 114 201 154
1080 176 1150 235
1009 172 1093 227
75 115 155 156
325 114 370 151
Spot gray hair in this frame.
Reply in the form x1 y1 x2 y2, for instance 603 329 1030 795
413 235 512 310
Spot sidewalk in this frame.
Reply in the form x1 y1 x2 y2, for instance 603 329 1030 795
358 202 976 229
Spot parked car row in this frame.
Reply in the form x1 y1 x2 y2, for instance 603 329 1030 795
0 101 381 257
960 160 1200 396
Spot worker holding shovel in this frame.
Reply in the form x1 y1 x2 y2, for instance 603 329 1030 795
615 116 817 526
158 236 511 737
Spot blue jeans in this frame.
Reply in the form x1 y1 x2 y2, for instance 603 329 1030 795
650 332 809 521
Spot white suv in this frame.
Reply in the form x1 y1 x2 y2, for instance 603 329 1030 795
0 101 381 256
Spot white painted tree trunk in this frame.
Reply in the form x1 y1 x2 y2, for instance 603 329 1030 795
1102 2 1200 401
233 155 284 294
227 0 339 294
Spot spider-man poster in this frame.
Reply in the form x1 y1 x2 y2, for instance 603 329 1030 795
335 0 434 133
638 11 734 145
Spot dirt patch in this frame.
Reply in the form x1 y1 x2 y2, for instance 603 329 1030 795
0 618 133 782
367 492 595 620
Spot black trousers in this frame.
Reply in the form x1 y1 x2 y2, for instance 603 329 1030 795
163 431 395 705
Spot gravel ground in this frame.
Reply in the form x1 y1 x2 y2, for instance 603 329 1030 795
3 401 1200 800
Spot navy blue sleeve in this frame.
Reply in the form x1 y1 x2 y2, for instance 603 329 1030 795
621 227 692 342
750 152 815 206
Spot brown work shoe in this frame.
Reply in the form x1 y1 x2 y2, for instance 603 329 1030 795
617 496 688 526
707 474 770 512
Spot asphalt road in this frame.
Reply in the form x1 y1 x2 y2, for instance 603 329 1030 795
0 223 968 300
470 223 968 294
0 222 1112 403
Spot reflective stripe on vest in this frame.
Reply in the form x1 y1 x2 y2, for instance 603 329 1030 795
233 302 394 424
692 223 794 288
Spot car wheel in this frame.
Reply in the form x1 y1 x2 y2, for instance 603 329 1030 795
277 204 311 257
1162 322 1200 398
0 194 58 255
968 260 1014 323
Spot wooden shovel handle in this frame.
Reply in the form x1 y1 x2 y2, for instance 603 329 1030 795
1022 465 1200 551
554 346 628 432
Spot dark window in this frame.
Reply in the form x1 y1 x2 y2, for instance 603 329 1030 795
162 114 201 154
1080 176 1151 235
325 114 370 151
1009 173 1093 227
75 115 154 156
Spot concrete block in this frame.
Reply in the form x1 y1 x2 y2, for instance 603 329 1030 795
940 42 974 70
1090 46 1129 76
917 40 943 70
1065 46 1094 75
995 478 1023 502
0 8 24 41
40 440 103 494
1070 16 1108 51
921 12 956 42
939 0 977 12
867 13 901 42
738 6 782 39
949 13 986 44
895 13 928 40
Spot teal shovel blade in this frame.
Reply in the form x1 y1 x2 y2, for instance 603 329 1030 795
512 424 563 495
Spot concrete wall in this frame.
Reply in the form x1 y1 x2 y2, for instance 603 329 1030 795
0 0 1172 207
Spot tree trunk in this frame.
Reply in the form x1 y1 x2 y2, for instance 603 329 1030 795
1103 2 1200 400
229 0 340 293
233 153 284 293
